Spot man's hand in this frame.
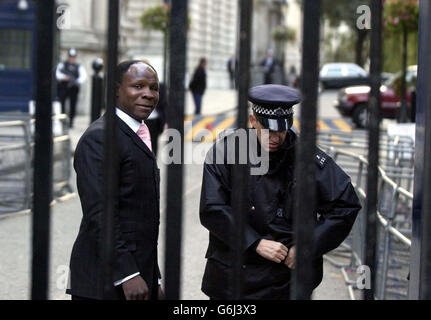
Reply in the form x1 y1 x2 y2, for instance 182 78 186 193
256 239 288 263
122 275 149 300
284 245 296 269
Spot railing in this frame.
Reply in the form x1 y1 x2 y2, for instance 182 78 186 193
318 129 414 300
0 114 74 217
21 0 431 300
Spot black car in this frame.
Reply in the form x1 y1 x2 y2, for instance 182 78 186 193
319 63 369 89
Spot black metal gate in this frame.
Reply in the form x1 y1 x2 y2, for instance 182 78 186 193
30 0 431 301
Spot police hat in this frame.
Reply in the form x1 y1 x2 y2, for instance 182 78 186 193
68 48 77 57
248 84 300 131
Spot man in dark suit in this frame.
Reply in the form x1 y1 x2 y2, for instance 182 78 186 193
260 49 278 85
227 54 238 90
66 60 163 300
189 58 207 115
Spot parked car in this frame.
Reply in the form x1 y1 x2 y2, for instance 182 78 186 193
319 63 369 89
334 65 417 128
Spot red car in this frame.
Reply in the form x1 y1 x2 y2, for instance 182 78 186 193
334 66 416 128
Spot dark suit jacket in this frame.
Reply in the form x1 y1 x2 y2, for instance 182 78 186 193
189 66 207 95
66 114 161 300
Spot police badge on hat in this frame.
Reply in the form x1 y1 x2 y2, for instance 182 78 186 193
248 84 300 132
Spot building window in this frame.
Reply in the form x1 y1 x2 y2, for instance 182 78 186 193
0 28 32 70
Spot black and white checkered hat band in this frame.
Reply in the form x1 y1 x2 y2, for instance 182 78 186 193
252 104 293 117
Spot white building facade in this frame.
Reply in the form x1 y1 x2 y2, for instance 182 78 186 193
58 0 301 115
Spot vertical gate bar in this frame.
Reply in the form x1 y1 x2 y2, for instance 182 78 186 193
100 0 120 299
162 0 170 85
231 0 253 300
31 0 55 300
379 187 398 300
164 0 187 300
363 0 382 301
417 0 431 300
292 0 321 300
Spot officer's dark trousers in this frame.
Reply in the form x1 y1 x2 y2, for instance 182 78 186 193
58 84 80 128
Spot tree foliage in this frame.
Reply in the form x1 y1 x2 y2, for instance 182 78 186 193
383 30 418 73
272 25 297 43
383 0 419 34
140 4 191 34
140 4 169 34
320 0 367 29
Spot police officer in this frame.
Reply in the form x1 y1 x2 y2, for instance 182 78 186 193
56 48 87 128
199 84 361 299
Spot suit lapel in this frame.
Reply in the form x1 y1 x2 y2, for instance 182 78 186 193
117 116 156 160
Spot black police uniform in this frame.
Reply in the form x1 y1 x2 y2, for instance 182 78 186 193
199 85 361 299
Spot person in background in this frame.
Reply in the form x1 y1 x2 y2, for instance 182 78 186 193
56 48 87 128
287 66 298 88
227 54 238 90
260 49 278 85
189 58 207 115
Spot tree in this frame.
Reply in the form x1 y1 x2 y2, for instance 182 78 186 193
383 0 419 122
323 29 357 63
320 0 370 68
140 3 190 85
272 25 297 84
295 0 371 67
272 25 297 43
140 4 170 34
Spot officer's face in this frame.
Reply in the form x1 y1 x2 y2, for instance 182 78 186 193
250 114 287 152
117 63 159 122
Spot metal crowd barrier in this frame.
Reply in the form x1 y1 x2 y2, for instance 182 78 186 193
318 129 415 194
0 114 73 216
318 130 413 300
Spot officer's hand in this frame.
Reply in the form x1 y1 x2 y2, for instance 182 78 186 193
284 245 296 269
122 275 149 300
255 239 288 263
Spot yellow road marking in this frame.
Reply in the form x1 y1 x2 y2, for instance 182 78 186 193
293 119 299 131
185 115 194 122
185 116 216 141
317 119 331 131
202 116 236 142
332 119 351 132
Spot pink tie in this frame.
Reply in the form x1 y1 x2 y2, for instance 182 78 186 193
137 123 152 151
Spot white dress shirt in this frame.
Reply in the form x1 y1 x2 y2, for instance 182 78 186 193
113 108 161 287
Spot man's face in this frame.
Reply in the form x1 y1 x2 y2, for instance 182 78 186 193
250 114 287 152
117 63 159 122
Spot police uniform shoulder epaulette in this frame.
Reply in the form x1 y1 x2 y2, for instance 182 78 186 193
315 149 327 169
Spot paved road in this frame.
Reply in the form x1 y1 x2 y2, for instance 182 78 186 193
0 89 353 300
